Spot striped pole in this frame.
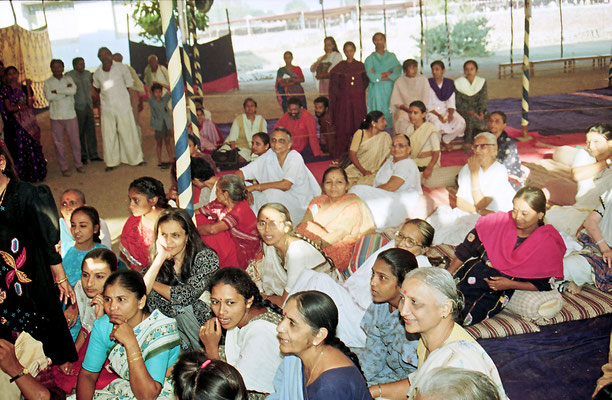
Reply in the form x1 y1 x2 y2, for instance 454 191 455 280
188 4 204 97
182 45 200 138
160 0 194 215
520 0 532 140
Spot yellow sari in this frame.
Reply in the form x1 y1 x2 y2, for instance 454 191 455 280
345 130 392 186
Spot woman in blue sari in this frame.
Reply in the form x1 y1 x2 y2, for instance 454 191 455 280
275 51 307 112
364 33 401 129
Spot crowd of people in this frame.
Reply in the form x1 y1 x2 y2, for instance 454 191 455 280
0 34 611 400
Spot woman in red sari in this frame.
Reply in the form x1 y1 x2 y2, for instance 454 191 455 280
329 41 369 158
275 51 307 112
196 174 260 269
120 177 169 271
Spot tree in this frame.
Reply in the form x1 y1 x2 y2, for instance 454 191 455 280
131 0 210 44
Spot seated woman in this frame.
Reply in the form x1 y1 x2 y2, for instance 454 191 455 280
349 134 422 231
426 60 466 148
427 132 516 245
54 248 119 393
359 249 419 391
344 111 392 187
250 131 270 159
189 157 216 210
297 166 376 272
220 98 268 162
343 219 436 310
143 208 220 350
120 177 169 271
546 123 612 235
74 270 180 399
275 51 307 112
448 186 565 326
563 185 612 293
254 203 342 307
270 291 371 400
238 127 321 224
375 267 507 400
196 174 260 269
172 353 248 400
199 268 284 398
168 134 217 204
455 60 488 148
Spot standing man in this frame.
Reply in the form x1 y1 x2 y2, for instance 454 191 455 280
112 53 145 133
43 59 84 177
93 47 144 171
66 57 101 164
313 96 335 156
274 97 322 157
144 54 169 94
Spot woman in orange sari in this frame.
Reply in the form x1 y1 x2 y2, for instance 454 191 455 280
297 166 375 272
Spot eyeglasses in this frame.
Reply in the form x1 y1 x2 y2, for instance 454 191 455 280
395 231 420 248
473 144 495 150
256 220 286 230
61 200 80 208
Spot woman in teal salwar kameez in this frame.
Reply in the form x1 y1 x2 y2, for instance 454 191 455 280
364 33 401 129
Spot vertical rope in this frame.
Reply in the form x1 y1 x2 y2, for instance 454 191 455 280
188 4 203 97
510 0 514 74
358 0 363 61
419 0 424 73
445 0 450 69
160 0 194 215
521 0 531 139
383 0 387 37
559 0 564 58
320 0 327 38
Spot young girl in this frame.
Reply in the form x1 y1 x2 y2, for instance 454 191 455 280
196 174 260 269
120 177 169 271
199 268 284 398
173 353 247 400
63 206 108 340
251 131 270 159
406 101 440 178
54 248 119 393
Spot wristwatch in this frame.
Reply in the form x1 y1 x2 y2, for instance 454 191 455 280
9 367 29 383
606 159 611 168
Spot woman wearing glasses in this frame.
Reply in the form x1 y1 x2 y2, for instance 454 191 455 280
427 132 516 245
253 202 343 307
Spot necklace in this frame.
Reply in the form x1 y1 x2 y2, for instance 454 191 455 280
306 347 325 386
0 178 9 212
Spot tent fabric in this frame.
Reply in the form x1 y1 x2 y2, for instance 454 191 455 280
128 34 238 93
0 24 53 108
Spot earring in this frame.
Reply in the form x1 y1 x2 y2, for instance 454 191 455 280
442 315 447 319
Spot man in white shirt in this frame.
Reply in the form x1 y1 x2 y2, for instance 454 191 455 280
43 59 83 177
93 47 144 171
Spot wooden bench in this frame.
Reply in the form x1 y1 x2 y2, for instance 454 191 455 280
499 55 611 79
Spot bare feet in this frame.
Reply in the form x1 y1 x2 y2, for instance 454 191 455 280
566 281 583 294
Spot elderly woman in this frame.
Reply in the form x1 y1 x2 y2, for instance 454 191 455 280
310 36 343 95
297 166 375 272
344 111 392 186
349 134 422 231
373 267 507 400
426 60 466 149
427 132 516 245
417 367 501 400
448 186 566 325
455 60 488 148
221 98 268 162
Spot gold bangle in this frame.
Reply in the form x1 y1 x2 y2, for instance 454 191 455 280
128 355 143 363
55 277 68 285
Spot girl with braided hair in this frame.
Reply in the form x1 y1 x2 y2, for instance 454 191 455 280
254 203 342 307
120 176 169 271
199 267 284 399
270 290 370 400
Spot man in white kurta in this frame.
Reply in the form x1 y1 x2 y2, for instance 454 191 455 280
390 59 430 135
239 128 320 224
93 47 143 169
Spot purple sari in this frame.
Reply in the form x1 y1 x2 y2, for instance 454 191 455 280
0 85 47 182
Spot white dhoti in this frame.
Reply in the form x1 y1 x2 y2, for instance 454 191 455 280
350 185 421 232
427 112 466 144
251 188 309 225
101 109 143 167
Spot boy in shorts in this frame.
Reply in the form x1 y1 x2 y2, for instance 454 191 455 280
148 83 174 168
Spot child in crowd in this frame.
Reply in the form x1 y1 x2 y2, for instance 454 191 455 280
54 248 119 393
148 83 174 168
63 206 108 340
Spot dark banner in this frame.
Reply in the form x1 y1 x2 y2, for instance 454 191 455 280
128 34 239 93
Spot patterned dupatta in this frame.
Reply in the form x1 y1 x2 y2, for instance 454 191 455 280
107 309 180 380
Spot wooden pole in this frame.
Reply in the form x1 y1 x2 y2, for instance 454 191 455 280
445 0 450 69
510 0 514 74
419 0 424 73
358 0 363 61
383 0 387 37
559 0 564 58
320 0 327 38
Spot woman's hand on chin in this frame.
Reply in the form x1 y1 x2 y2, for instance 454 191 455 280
109 318 138 347
155 239 173 262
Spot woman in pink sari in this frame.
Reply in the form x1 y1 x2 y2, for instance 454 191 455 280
297 166 375 272
275 51 307 112
196 174 260 269
448 186 566 325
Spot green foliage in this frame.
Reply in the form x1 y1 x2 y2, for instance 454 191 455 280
131 0 210 44
422 17 491 58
